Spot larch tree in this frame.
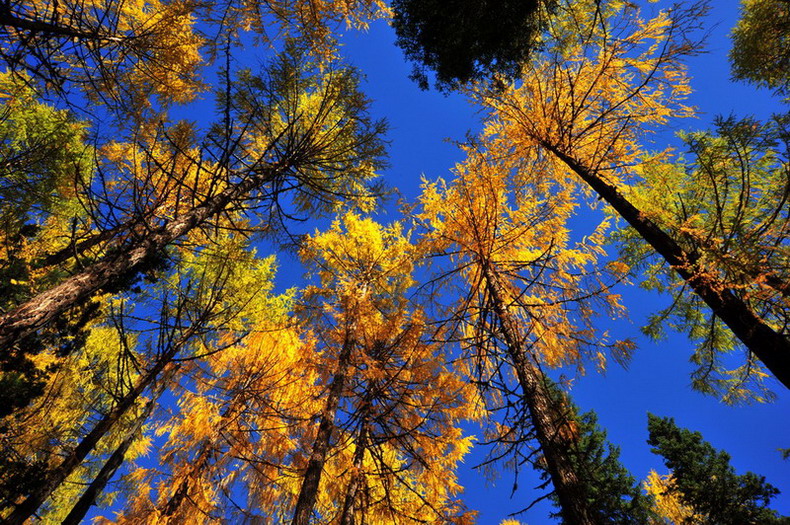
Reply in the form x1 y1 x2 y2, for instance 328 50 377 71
1 3 393 519
291 212 477 524
1 224 290 522
83 231 304 524
730 0 790 99
0 46 385 359
416 144 638 523
473 0 790 392
613 115 790 401
0 71 98 415
0 0 204 114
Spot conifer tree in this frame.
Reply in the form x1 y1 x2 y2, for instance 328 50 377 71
647 414 790 525
473 0 790 392
418 143 634 523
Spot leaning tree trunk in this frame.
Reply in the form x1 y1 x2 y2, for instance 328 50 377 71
541 141 790 390
0 156 296 352
481 261 595 525
291 335 355 525
3 335 185 524
60 380 164 525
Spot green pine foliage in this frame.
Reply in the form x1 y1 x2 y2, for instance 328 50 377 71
544 382 657 524
647 414 790 525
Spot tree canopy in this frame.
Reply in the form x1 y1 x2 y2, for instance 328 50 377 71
0 0 788 523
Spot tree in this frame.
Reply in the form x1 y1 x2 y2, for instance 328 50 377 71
730 0 790 99
0 0 203 113
647 414 790 525
86 237 302 524
0 71 97 415
613 115 790 401
543 382 656 524
0 0 389 115
1 224 289 522
291 213 476 524
390 0 553 90
417 145 636 523
0 47 385 355
474 0 790 392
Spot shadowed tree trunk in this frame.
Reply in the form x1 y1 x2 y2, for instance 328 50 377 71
541 141 790 390
291 335 355 525
480 259 595 525
3 336 186 524
0 156 300 352
60 382 163 525
339 413 369 525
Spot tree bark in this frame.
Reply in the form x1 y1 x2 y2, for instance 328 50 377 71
60 383 162 525
291 335 355 525
3 342 183 524
481 261 595 525
542 141 790 390
339 418 368 525
0 160 291 352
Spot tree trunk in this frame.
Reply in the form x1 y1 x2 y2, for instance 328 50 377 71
542 141 790 390
60 381 163 525
0 7 115 41
3 343 183 524
339 418 368 525
0 160 291 352
481 261 595 525
291 335 355 525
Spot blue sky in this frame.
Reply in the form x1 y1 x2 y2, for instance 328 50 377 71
332 1 790 523
76 2 788 522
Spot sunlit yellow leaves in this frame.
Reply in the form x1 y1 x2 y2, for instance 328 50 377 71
417 146 630 371
301 212 415 316
643 470 697 524
291 212 480 523
479 1 696 193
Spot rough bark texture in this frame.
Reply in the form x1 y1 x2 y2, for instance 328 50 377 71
291 335 355 525
542 141 790 390
0 161 286 352
482 262 595 525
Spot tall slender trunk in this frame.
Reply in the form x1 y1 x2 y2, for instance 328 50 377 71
339 416 369 525
291 335 355 525
481 261 595 525
542 141 790 390
3 340 184 524
60 380 164 525
0 158 295 352
0 8 116 40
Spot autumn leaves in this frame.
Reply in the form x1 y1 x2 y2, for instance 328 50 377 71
1 0 789 522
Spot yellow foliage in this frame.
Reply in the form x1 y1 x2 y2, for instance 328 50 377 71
643 470 698 524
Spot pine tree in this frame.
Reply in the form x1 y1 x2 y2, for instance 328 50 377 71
647 414 790 525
